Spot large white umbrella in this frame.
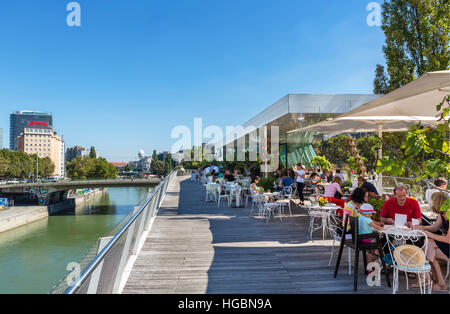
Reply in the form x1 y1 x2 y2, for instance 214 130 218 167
338 70 450 119
289 71 450 193
287 117 439 136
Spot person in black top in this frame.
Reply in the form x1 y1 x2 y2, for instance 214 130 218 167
358 176 379 196
224 170 235 182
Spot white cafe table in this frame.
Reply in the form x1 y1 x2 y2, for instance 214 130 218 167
225 185 243 207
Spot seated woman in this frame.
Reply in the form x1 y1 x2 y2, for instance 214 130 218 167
309 172 320 195
324 177 346 211
342 187 368 222
250 176 262 194
417 192 449 291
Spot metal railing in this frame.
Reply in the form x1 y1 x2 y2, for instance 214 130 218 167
49 171 177 294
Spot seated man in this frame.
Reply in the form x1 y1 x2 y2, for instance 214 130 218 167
224 170 235 182
380 185 422 227
425 177 448 206
358 176 379 197
280 171 294 190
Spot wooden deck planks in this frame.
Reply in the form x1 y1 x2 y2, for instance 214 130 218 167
123 176 441 294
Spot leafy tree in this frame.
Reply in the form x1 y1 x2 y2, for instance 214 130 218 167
39 157 55 178
89 146 97 159
313 135 351 168
373 64 390 94
66 156 94 180
311 156 332 172
374 0 450 92
66 156 118 180
356 135 381 172
151 160 166 176
0 149 56 179
165 153 173 174
377 97 450 180
124 164 133 172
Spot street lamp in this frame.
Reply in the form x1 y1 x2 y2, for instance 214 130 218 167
36 155 39 181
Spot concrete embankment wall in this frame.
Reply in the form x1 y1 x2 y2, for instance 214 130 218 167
0 206 49 233
71 188 107 207
0 188 107 233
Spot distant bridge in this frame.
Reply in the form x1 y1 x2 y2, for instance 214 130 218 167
0 178 161 192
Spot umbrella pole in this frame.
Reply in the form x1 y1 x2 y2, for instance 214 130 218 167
378 124 383 195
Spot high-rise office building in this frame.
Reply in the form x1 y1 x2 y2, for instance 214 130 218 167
16 124 65 178
10 110 53 151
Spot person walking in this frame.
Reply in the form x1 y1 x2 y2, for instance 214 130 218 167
295 163 306 206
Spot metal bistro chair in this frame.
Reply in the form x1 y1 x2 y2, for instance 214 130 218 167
334 215 391 291
384 229 433 294
328 211 353 275
256 195 282 223
276 186 294 216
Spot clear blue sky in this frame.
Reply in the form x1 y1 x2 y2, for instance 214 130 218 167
0 0 386 162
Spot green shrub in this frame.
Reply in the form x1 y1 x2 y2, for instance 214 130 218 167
257 176 277 192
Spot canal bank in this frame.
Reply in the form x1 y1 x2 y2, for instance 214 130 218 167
0 188 107 234
0 186 154 294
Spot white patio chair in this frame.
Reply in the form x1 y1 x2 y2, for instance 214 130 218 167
216 185 230 208
205 183 217 202
276 186 293 216
227 186 242 207
385 229 433 294
255 195 282 223
249 192 264 216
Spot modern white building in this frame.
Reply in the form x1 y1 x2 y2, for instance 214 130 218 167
216 94 381 168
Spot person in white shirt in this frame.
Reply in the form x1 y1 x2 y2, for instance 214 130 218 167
295 163 306 205
426 178 448 206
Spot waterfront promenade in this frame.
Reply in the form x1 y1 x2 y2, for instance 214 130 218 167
123 176 394 294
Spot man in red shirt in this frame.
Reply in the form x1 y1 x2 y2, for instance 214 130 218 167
380 185 422 227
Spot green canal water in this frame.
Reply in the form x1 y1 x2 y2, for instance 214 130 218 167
0 187 153 294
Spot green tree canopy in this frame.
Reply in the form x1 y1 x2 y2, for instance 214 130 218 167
66 155 117 180
374 0 450 93
89 146 97 159
0 149 56 179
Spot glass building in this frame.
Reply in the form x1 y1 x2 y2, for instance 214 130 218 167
217 94 381 169
9 110 53 151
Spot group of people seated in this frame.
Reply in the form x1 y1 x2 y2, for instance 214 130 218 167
195 165 243 183
342 183 449 292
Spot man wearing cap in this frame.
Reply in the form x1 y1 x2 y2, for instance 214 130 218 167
380 185 422 227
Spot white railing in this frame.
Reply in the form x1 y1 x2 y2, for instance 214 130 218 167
49 171 177 294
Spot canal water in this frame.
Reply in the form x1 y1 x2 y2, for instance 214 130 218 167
0 187 153 294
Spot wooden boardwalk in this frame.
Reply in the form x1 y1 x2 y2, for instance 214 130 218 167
123 176 443 294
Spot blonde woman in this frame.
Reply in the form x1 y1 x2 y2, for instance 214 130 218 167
416 192 449 291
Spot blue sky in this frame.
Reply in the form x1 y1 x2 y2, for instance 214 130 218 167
0 0 386 161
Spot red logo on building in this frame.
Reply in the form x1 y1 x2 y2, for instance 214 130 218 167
28 121 49 127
